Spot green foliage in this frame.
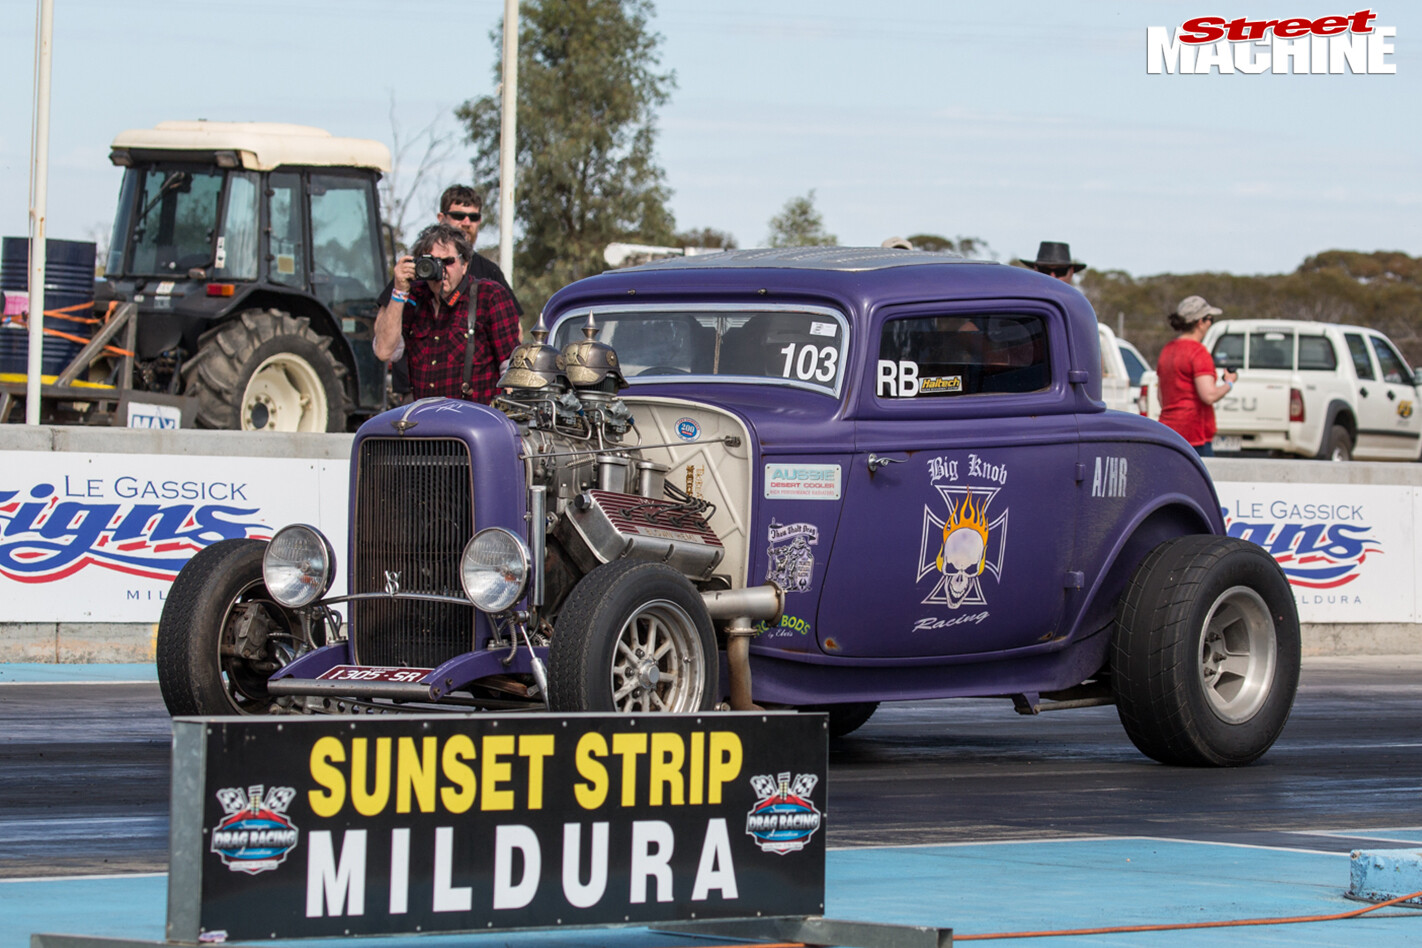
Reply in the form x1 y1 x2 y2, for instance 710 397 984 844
766 190 838 247
457 0 677 322
1079 250 1422 368
907 234 997 259
674 226 737 250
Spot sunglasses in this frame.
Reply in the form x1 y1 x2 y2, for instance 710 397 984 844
432 256 458 267
445 210 481 222
1042 265 1073 277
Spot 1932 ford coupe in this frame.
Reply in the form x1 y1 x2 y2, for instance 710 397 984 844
157 247 1300 766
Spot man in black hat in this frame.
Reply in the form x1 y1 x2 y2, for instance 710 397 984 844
1022 241 1086 284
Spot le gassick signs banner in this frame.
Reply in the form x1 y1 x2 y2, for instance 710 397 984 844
172 712 827 942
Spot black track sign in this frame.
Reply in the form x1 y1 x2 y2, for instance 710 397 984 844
169 712 827 941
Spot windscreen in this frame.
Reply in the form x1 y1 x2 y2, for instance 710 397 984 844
551 308 847 393
120 165 224 276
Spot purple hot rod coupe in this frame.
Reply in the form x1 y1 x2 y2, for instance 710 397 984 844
158 247 1300 766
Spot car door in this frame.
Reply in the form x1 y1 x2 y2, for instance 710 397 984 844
815 303 1081 659
1360 332 1422 459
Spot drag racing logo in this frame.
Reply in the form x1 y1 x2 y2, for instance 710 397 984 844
1224 499 1381 589
745 772 821 855
1147 9 1396 74
765 520 818 593
211 785 300 875
0 478 269 583
917 477 1008 610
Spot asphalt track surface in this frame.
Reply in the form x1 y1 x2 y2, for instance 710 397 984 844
4 658 1422 945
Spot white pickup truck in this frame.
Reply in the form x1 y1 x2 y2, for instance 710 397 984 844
1200 318 1422 461
1098 323 1158 416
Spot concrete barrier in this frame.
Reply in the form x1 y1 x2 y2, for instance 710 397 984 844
0 428 1417 662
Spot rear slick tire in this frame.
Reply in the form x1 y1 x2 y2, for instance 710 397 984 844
1110 535 1300 767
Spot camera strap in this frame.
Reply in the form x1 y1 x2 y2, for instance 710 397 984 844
460 279 488 397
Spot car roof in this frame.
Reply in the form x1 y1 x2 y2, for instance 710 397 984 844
619 246 982 273
1210 318 1374 335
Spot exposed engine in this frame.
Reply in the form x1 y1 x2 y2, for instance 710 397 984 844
493 317 726 617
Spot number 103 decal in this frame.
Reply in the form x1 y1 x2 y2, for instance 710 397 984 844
778 343 838 382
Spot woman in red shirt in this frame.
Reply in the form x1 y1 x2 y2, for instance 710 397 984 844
1156 295 1238 456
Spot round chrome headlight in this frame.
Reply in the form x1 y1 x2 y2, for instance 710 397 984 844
460 528 530 613
262 525 336 608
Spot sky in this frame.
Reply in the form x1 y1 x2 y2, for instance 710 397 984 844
0 0 1418 279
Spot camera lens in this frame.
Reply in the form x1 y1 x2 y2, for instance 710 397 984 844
413 255 445 282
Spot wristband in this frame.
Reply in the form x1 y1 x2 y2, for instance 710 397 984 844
389 290 410 305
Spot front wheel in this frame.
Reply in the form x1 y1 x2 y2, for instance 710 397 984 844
1110 535 1300 766
548 560 718 713
156 538 314 715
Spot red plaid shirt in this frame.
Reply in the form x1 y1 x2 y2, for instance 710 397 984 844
401 274 522 404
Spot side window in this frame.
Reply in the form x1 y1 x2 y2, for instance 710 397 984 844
1370 336 1410 384
877 313 1048 398
310 174 383 302
1297 336 1337 371
267 172 306 288
1248 331 1293 370
1345 333 1375 380
1211 333 1244 370
1118 345 1148 386
215 171 259 281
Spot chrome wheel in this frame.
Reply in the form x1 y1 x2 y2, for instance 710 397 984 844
242 352 329 431
1197 585 1276 724
609 599 706 712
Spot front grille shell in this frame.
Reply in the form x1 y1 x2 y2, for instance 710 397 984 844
350 438 476 667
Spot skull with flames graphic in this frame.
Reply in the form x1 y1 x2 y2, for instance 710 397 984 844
935 487 990 604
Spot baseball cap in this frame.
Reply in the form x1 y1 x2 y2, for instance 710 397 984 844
1176 295 1223 321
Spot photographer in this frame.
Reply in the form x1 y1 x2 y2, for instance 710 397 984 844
374 223 521 404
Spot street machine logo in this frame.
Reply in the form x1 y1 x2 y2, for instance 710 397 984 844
745 772 822 855
1147 9 1396 75
210 784 301 874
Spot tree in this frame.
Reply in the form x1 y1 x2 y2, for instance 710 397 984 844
766 190 837 248
380 93 460 268
674 226 737 250
907 234 998 259
457 0 677 320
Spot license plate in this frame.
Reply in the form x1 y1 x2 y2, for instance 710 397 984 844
1212 435 1242 452
316 665 432 683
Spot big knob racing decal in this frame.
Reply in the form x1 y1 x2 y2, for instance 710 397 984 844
210 785 300 875
745 772 822 855
917 484 1007 609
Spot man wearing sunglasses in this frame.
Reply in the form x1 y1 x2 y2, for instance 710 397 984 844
437 185 522 316
1022 241 1086 284
374 222 521 405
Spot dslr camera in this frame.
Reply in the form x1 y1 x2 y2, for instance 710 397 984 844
413 255 446 282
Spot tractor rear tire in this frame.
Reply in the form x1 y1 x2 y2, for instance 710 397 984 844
184 308 349 432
